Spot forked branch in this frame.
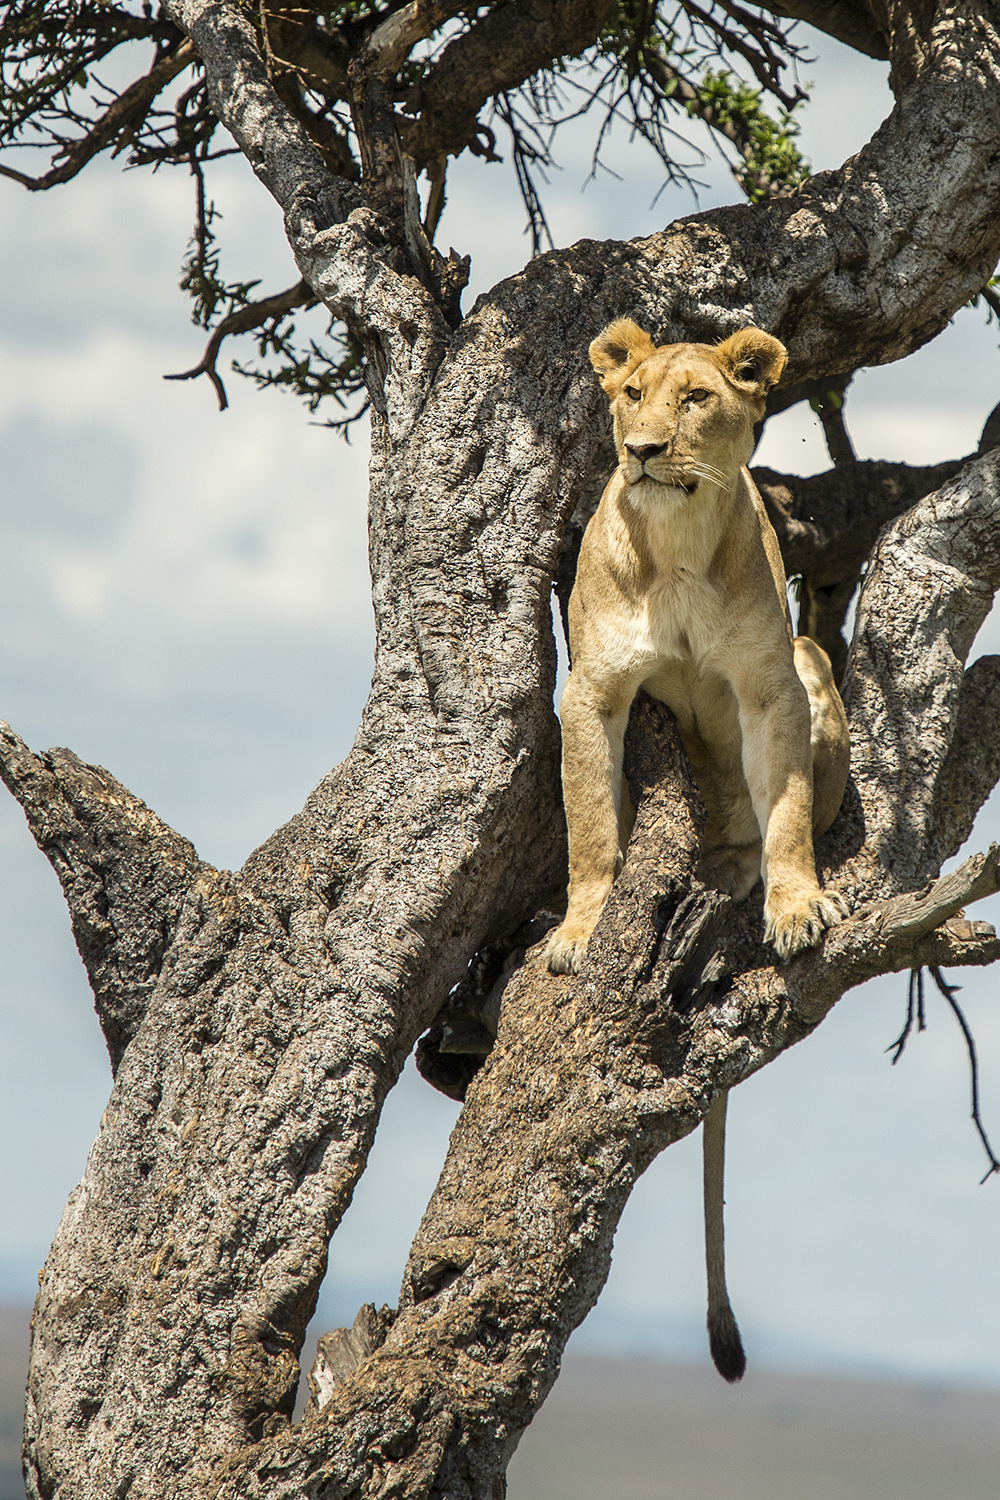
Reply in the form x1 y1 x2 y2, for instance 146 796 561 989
0 722 204 1068
165 278 319 409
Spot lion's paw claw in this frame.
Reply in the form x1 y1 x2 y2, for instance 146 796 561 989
765 890 848 961
543 925 590 975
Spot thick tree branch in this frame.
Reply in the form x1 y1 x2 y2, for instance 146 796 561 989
402 0 616 169
841 447 1000 892
934 655 1000 860
753 456 966 583
764 0 889 59
0 723 204 1069
753 454 967 678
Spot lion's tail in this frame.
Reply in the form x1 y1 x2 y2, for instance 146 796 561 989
704 1089 747 1383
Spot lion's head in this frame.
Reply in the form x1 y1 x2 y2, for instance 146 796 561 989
589 319 787 497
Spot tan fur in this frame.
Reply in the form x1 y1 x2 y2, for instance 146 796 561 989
545 319 850 976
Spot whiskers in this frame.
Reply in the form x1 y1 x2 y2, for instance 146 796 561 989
688 460 731 490
628 458 736 504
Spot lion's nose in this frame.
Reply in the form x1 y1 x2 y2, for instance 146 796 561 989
625 440 668 462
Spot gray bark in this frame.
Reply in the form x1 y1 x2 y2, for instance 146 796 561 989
764 0 890 60
5 2 1000 1496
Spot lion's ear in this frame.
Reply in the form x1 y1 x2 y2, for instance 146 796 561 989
716 327 787 399
589 318 658 394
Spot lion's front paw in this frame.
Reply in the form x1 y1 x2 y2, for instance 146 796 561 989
765 889 848 961
543 922 592 975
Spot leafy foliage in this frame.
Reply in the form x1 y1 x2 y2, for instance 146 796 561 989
687 68 808 201
167 167 368 430
232 319 369 432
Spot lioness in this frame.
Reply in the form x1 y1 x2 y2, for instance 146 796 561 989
544 318 850 1380
545 318 849 976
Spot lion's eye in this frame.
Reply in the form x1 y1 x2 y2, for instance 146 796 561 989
624 385 641 402
687 388 711 403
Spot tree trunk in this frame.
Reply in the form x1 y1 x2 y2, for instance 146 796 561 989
5 1 1000 1496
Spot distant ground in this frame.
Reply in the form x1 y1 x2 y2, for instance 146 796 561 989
3 1303 1000 1499
0 1307 27 1500
509 1355 1000 1500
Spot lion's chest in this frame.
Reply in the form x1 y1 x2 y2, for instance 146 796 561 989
631 568 724 670
585 569 727 712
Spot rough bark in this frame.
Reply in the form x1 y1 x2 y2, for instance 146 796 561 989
754 455 967 679
6 1 1000 1497
765 0 890 59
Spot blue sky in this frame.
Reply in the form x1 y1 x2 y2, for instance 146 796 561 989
1 23 999 1389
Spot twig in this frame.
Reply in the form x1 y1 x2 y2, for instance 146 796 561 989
258 0 279 86
679 0 805 108
0 40 195 191
928 966 1000 1183
887 966 926 1063
493 93 555 256
164 280 318 410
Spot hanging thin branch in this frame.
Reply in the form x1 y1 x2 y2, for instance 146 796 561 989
889 966 1000 1183
887 966 927 1064
492 90 557 255
929 966 1000 1184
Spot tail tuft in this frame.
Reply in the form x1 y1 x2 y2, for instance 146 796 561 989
708 1305 746 1383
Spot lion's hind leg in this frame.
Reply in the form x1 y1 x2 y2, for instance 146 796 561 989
792 636 850 837
697 841 761 901
685 722 762 902
757 636 851 957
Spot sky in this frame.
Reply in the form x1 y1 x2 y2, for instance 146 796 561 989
1 22 1000 1394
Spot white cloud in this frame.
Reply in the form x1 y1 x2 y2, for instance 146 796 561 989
0 326 372 637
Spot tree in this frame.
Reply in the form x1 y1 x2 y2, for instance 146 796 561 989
2 1 1000 1496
